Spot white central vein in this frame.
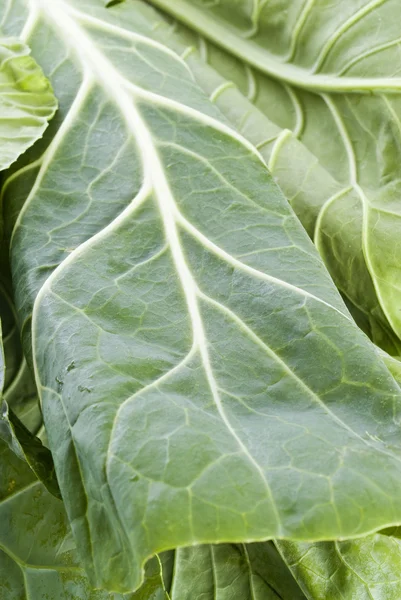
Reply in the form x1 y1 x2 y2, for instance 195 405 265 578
146 0 401 93
30 0 282 524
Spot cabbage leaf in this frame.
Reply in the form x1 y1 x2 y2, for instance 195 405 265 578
4 0 401 593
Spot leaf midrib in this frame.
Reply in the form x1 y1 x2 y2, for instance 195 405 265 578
26 0 351 360
23 0 393 481
146 0 401 93
29 0 284 529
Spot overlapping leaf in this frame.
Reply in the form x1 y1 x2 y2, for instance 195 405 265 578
139 4 401 597
4 0 401 593
0 30 57 281
0 302 134 598
0 435 167 600
0 35 57 172
277 532 401 600
0 283 59 497
146 0 401 355
0 282 40 432
168 543 305 599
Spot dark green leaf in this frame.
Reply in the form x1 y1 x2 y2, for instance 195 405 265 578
0 435 167 599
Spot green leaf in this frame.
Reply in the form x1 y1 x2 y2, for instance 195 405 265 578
0 434 167 600
0 398 60 498
0 280 58 495
0 280 41 433
281 343 401 599
277 534 401 600
168 543 305 599
0 283 298 600
6 0 401 593
0 36 57 172
105 0 126 7
277 350 401 599
145 0 401 354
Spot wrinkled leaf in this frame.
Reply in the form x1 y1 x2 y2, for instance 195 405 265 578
146 0 401 355
275 350 401 600
148 18 401 588
5 0 401 593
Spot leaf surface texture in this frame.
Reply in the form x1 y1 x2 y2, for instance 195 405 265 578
146 0 401 354
4 0 401 593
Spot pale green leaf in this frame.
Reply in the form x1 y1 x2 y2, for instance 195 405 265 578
4 0 401 593
0 36 57 172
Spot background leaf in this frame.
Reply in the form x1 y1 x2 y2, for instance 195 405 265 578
277 534 401 600
0 399 60 498
0 36 57 172
0 434 168 599
0 281 41 433
168 543 305 599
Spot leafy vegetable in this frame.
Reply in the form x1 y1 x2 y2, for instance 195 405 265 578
3 1 401 598
4 0 401 594
0 34 57 492
140 3 401 597
145 0 401 355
